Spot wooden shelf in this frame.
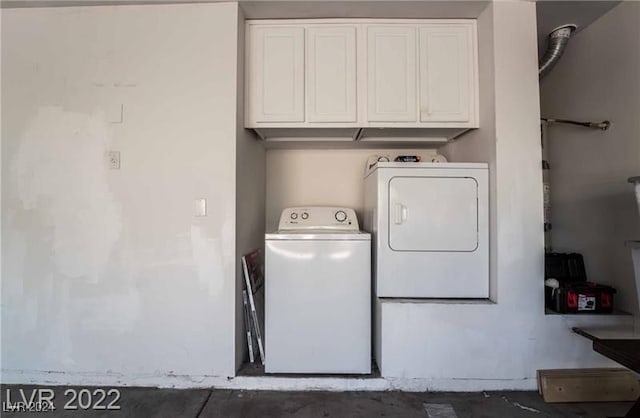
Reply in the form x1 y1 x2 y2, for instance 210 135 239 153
572 326 640 340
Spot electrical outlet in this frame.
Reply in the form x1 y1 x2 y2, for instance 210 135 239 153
108 151 120 169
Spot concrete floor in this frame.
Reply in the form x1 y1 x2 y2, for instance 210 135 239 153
0 385 634 417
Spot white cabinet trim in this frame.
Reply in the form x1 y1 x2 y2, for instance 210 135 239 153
419 24 473 123
306 25 358 123
245 19 479 130
247 25 305 124
366 26 417 123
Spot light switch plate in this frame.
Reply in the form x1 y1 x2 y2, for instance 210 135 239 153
194 199 207 217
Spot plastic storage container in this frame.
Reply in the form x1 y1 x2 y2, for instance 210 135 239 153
545 252 587 282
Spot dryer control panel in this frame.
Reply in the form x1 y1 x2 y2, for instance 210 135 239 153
278 207 360 231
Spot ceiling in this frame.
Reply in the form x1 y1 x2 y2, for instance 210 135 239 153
1 0 621 56
239 1 488 19
0 0 490 19
536 1 620 56
1 0 489 18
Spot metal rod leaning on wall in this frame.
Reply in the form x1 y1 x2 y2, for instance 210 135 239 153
541 118 611 131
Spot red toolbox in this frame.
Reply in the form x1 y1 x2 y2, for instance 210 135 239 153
545 253 616 314
546 282 616 313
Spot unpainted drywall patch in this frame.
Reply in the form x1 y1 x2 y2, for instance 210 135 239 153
11 106 122 281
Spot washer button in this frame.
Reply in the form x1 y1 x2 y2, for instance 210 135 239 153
301 212 309 220
335 210 347 222
290 212 298 220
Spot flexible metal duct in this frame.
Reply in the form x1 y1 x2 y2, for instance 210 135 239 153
539 24 577 79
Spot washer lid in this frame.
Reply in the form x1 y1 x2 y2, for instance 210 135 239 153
266 230 371 241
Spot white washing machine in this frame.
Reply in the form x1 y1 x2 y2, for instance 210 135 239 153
265 207 371 374
364 162 489 298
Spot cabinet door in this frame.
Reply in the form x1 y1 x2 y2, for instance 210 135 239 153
388 176 478 252
248 26 305 124
366 26 417 122
419 25 474 123
306 26 357 123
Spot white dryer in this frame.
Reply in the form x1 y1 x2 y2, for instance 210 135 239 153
265 207 371 374
364 162 489 298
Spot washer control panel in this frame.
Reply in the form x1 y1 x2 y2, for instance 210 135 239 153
278 207 359 230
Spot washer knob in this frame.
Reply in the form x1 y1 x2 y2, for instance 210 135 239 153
290 212 298 220
301 212 309 220
335 210 347 222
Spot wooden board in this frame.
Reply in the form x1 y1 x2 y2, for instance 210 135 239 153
537 368 640 403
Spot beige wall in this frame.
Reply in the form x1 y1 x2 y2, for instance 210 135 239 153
440 3 498 300
265 148 439 231
540 1 640 315
376 2 626 385
3 0 633 390
1 3 240 383
235 7 266 370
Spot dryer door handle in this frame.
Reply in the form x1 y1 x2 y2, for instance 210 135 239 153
394 203 408 225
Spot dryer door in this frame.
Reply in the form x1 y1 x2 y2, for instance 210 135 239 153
389 176 478 252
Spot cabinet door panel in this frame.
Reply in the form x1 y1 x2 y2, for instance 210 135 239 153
307 26 357 123
249 26 304 123
367 26 417 122
419 25 473 123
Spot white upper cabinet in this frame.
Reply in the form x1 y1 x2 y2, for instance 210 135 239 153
306 26 357 123
245 19 478 132
366 26 417 123
419 24 474 123
247 26 305 123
